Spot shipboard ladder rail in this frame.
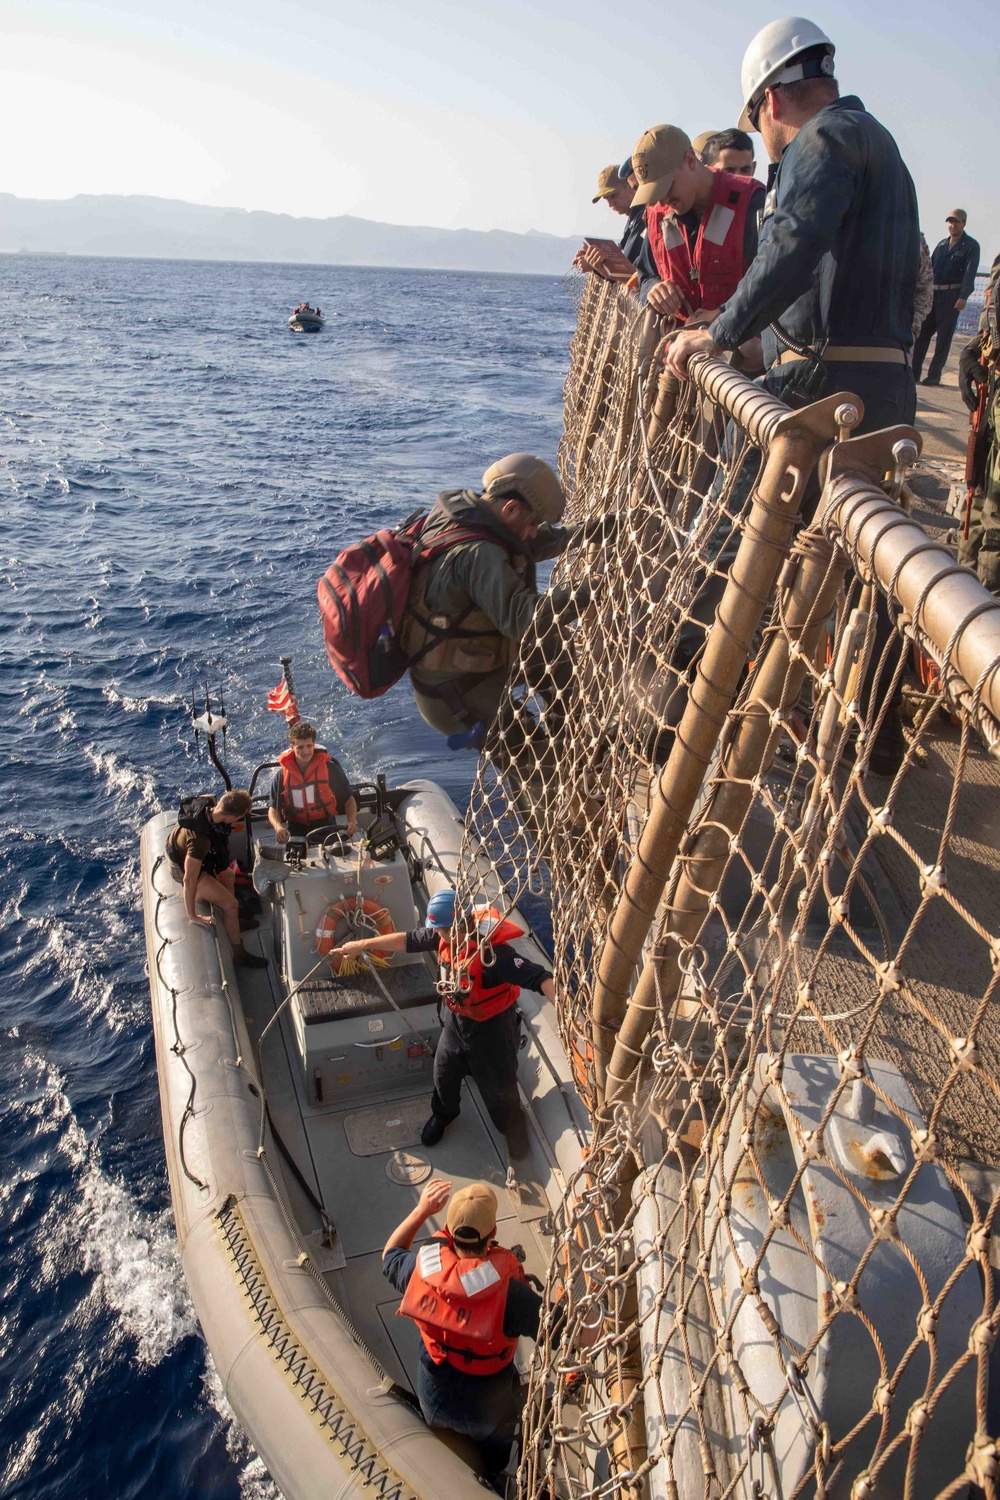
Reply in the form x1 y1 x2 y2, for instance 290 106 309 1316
215 1194 419 1500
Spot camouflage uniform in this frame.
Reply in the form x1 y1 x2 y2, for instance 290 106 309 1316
912 233 934 338
978 253 1000 333
958 295 1000 593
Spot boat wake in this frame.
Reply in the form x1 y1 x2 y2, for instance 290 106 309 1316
1 1053 201 1494
31 1053 198 1363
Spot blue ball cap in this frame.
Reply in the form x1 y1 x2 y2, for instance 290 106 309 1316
619 155 634 181
426 889 457 928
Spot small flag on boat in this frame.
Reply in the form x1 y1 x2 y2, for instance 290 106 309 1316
267 678 299 726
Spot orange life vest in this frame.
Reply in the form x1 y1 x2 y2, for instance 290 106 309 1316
278 746 340 827
438 913 524 1021
398 1231 525 1374
645 170 762 317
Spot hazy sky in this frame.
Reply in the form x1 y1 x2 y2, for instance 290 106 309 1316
3 0 998 259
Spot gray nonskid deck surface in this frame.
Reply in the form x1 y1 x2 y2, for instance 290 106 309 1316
237 916 554 1396
310 1088 553 1389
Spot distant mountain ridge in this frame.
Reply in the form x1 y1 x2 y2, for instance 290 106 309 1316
0 192 584 276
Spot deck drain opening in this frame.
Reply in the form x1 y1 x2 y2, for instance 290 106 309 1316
386 1150 432 1185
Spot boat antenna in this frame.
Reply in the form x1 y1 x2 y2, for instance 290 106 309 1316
280 654 297 706
190 681 232 790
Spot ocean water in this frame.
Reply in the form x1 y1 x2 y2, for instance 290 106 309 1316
0 254 575 1499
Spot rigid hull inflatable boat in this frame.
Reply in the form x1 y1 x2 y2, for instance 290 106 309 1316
289 308 324 332
140 773 589 1500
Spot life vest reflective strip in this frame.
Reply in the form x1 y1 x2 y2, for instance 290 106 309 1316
398 1232 524 1374
646 171 762 316
399 498 534 679
438 912 524 1021
278 746 339 826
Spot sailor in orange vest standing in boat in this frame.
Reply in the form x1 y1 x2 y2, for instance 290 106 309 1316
382 1178 542 1479
266 720 358 842
632 123 766 323
329 888 554 1158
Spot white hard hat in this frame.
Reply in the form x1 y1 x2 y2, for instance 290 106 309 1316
738 17 835 131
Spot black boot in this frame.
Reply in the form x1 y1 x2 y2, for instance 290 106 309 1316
234 946 268 969
868 707 908 779
420 1115 448 1146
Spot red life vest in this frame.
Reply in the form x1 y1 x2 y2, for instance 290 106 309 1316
438 910 524 1021
278 746 340 827
645 170 762 317
398 1231 525 1374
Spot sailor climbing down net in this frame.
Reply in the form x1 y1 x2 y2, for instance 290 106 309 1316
449 276 1000 1498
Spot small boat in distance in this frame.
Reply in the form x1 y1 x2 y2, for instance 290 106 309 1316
289 301 324 332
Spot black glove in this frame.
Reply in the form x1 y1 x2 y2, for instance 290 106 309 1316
547 581 592 619
959 337 987 413
576 514 619 545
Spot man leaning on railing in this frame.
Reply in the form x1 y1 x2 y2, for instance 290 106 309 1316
665 17 921 778
666 16 919 441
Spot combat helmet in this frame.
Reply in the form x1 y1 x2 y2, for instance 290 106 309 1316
482 454 565 524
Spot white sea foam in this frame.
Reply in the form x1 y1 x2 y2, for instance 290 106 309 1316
3 832 146 1032
76 1159 197 1366
1 1049 198 1493
85 744 160 808
26 1053 198 1366
102 682 182 715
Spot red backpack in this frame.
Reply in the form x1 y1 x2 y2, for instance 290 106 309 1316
317 514 492 699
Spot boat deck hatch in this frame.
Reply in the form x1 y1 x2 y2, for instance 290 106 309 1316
297 964 437 1023
343 1097 429 1156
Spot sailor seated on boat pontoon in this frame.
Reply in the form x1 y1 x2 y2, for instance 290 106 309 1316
165 789 268 969
329 888 553 1157
266 720 357 843
382 1179 551 1483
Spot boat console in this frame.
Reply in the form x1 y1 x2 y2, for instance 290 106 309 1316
251 781 442 1110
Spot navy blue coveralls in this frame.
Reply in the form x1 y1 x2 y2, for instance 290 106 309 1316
711 94 919 772
711 94 919 442
913 231 981 384
619 205 647 267
406 927 552 1156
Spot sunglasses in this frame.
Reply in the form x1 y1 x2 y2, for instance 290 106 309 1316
946 217 963 225
748 91 770 131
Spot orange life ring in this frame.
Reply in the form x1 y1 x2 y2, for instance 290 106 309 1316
316 898 394 973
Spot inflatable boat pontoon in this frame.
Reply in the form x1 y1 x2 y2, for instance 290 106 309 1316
141 772 589 1500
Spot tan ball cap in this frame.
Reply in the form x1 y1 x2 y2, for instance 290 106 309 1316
483 453 566 523
447 1182 498 1244
947 208 968 223
592 164 623 203
692 129 722 157
630 125 692 208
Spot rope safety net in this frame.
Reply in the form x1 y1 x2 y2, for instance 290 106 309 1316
451 276 1000 1498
